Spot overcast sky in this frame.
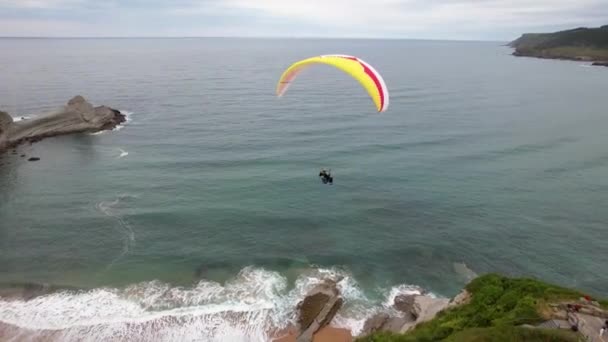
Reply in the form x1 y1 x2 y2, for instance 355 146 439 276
0 0 606 40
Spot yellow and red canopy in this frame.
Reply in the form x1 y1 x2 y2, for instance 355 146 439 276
276 54 389 112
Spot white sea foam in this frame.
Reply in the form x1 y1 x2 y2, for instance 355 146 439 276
113 110 133 131
96 194 138 268
0 267 429 341
88 110 133 135
11 115 31 122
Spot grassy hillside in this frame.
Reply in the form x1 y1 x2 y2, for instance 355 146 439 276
361 327 580 342
359 274 601 342
510 25 608 61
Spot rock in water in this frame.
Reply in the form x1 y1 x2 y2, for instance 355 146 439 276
592 61 608 67
0 110 12 150
0 96 125 154
360 313 390 336
359 295 421 337
394 294 417 315
66 95 95 121
0 111 11 132
27 157 40 162
298 292 331 330
296 278 344 342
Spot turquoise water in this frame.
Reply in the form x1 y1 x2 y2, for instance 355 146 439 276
1 38 607 340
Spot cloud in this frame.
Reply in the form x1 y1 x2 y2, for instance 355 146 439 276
0 18 83 35
0 0 82 8
0 0 606 39
223 0 605 30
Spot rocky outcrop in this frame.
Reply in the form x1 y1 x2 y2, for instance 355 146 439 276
295 278 344 342
411 296 450 324
0 110 12 151
592 61 608 67
359 293 453 338
394 294 416 315
0 110 12 131
448 289 471 308
360 313 390 336
0 96 125 154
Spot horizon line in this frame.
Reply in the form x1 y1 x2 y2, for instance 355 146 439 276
0 36 507 42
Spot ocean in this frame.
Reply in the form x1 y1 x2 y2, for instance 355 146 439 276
1 38 607 340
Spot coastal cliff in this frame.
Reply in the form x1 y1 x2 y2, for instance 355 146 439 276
0 96 125 154
510 25 608 65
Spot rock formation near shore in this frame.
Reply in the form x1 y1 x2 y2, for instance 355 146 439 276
296 278 344 342
0 111 12 138
273 277 348 342
0 96 125 154
359 293 450 337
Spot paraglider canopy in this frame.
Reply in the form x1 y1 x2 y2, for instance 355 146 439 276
276 54 389 112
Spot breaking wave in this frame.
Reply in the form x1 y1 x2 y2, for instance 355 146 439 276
11 115 31 122
0 267 428 342
89 110 133 135
113 111 133 132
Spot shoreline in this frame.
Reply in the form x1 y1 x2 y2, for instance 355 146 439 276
511 50 608 66
1 268 607 341
0 267 453 342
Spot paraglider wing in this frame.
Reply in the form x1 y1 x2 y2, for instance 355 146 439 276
276 55 389 112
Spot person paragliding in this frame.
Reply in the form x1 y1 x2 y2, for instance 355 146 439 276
319 169 333 185
276 54 389 183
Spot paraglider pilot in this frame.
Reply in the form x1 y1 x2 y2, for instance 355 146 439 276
319 169 333 184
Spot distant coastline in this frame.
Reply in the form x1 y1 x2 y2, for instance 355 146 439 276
510 25 608 67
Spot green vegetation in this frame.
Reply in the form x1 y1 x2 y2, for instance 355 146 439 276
510 25 608 61
360 327 580 342
446 327 580 342
358 274 595 342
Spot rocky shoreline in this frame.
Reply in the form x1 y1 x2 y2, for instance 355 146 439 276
0 96 125 155
271 276 464 342
0 278 462 342
1 274 607 341
511 49 608 67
